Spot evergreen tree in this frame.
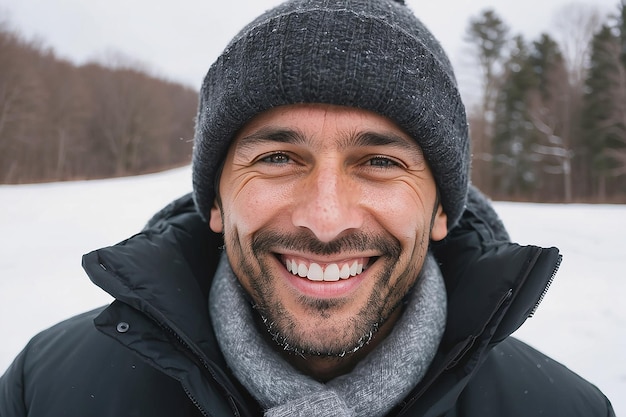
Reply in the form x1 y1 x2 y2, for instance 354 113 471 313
581 23 625 199
492 35 538 198
492 33 574 201
464 9 510 196
465 9 510 122
526 34 574 201
529 35 565 100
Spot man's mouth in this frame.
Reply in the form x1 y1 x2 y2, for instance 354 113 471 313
281 256 372 282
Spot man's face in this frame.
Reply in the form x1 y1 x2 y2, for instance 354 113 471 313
210 103 447 357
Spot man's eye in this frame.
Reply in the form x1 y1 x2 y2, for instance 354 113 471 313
260 153 291 164
368 156 398 168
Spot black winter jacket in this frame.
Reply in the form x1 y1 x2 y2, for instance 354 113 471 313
0 189 615 416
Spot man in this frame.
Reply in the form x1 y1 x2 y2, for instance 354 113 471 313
0 0 615 416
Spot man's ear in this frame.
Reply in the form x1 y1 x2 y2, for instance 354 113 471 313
430 203 448 242
209 199 224 233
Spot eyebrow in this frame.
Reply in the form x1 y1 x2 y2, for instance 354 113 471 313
236 126 424 160
346 131 424 157
236 127 306 152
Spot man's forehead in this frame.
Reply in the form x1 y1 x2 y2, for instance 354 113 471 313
231 103 424 154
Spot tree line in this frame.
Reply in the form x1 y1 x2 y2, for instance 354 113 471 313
2 4 625 203
466 2 626 203
0 21 197 184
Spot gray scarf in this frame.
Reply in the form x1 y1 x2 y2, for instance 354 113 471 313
209 252 446 417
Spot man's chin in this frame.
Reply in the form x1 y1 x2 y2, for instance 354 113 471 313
262 314 380 358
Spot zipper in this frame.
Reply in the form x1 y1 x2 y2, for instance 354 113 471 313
528 253 562 317
395 250 559 416
183 385 210 417
160 323 242 417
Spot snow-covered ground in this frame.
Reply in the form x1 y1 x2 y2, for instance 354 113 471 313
1 166 624 414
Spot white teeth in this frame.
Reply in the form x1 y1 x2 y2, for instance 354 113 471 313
349 261 358 276
323 264 340 281
308 263 323 281
285 259 366 282
340 264 350 279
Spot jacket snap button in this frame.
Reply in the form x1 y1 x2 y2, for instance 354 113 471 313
116 322 130 333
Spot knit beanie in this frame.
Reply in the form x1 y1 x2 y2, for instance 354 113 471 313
192 0 470 228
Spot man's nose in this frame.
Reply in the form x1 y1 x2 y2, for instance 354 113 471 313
291 165 364 243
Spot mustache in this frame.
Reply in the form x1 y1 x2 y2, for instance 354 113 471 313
251 228 401 258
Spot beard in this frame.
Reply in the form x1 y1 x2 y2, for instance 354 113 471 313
223 225 428 358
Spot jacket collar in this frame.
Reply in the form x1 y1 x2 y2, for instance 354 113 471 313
83 194 224 364
399 187 561 415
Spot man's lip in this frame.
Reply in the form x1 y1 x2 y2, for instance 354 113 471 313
274 254 374 299
278 254 376 282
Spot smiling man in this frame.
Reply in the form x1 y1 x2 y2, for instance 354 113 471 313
209 104 448 385
0 0 615 416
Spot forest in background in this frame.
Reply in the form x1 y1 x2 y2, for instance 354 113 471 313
466 1 626 202
1 2 625 203
0 22 197 183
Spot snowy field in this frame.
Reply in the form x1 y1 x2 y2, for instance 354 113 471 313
0 166 624 414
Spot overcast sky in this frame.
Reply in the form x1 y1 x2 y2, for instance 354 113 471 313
0 0 619 103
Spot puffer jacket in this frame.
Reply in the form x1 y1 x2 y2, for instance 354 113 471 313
0 188 615 416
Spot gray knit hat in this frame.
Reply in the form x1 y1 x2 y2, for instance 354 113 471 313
192 0 469 228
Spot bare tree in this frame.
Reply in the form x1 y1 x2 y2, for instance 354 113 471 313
0 26 48 182
527 98 575 201
0 20 197 183
464 9 511 195
551 2 603 88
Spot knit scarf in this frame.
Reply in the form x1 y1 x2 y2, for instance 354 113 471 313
209 252 447 417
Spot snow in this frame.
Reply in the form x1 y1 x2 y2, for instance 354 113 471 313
0 166 624 414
